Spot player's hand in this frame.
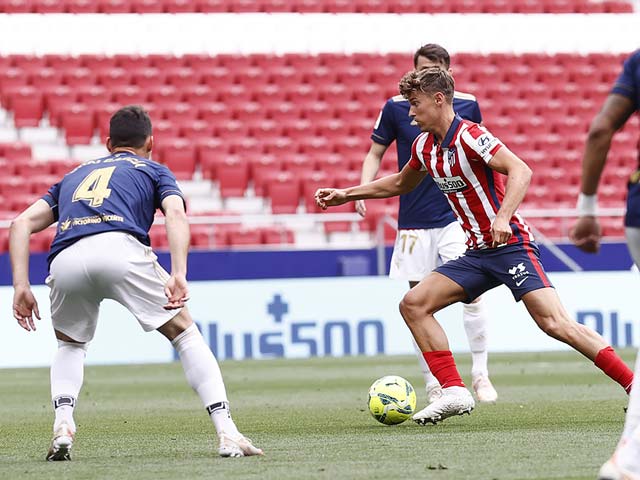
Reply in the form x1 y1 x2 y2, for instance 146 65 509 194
570 216 601 253
314 188 348 210
355 200 367 218
164 274 190 310
13 285 41 332
490 216 512 248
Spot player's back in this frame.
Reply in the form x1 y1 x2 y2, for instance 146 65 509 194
44 151 182 264
372 91 482 230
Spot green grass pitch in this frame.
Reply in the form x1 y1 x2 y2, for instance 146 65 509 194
0 350 635 480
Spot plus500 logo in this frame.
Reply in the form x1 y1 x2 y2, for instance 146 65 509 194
179 294 386 360
577 310 636 348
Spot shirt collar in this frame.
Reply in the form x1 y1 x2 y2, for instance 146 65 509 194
439 114 463 149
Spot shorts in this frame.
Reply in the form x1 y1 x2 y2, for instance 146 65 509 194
434 241 553 302
389 222 466 282
46 231 179 342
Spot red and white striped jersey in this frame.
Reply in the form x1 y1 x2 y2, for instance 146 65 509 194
408 115 534 250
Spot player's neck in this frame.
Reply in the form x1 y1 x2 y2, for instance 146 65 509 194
112 147 148 158
432 110 456 143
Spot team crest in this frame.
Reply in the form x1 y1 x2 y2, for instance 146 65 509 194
446 147 456 166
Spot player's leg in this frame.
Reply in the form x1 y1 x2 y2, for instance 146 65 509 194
400 270 478 425
390 229 443 402
600 227 640 477
108 234 262 457
45 244 100 461
521 288 633 393
437 222 497 403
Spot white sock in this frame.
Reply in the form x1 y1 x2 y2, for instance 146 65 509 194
412 339 439 389
463 299 489 378
621 351 640 444
618 423 640 474
171 324 239 436
50 340 87 432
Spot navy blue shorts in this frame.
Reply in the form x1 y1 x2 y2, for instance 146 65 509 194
434 242 554 302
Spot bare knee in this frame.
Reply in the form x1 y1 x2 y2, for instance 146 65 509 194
537 314 579 342
157 308 194 341
399 290 430 327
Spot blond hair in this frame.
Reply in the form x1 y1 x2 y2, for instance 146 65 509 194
399 67 454 103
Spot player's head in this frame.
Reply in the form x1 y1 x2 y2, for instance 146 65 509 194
107 105 153 156
413 43 453 74
399 67 454 132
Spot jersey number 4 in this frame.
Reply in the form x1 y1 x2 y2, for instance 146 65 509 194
72 166 116 207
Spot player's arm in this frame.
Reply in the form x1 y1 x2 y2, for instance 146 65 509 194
355 142 389 217
10 199 55 331
161 194 190 310
316 163 426 209
486 147 533 247
571 94 636 253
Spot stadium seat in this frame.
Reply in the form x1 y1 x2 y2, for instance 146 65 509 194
156 137 197 180
217 156 250 197
265 171 301 214
10 87 44 127
60 104 95 145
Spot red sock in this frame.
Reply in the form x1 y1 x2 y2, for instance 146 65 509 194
423 350 465 388
594 346 634 394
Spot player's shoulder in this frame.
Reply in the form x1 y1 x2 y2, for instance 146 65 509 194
389 94 408 104
453 90 478 103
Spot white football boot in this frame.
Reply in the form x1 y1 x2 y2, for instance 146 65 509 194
218 433 264 457
472 374 498 404
413 386 475 425
425 382 443 404
46 422 74 461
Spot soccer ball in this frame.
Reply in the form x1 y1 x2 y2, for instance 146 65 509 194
368 375 417 425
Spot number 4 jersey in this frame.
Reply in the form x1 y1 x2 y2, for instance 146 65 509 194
42 151 184 265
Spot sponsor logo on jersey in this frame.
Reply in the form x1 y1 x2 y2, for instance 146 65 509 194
433 175 467 193
477 134 499 156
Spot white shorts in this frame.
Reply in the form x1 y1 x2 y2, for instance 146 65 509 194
389 222 467 282
47 231 179 343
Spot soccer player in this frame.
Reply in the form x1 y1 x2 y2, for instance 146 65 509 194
570 50 640 480
356 43 496 405
10 106 263 460
316 67 634 426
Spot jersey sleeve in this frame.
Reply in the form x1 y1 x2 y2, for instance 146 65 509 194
155 165 185 210
42 182 61 221
460 123 504 164
371 99 397 146
470 101 483 124
408 134 427 171
611 50 640 110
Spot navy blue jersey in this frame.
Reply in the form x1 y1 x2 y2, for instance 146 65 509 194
43 151 184 265
611 50 640 227
371 92 482 229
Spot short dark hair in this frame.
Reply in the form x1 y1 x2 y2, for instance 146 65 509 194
413 43 451 69
109 105 152 148
399 67 455 103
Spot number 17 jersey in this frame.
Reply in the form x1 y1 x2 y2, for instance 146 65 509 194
42 151 184 266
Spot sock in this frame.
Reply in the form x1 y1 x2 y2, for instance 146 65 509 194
463 300 489 378
206 401 240 438
413 339 439 388
594 346 634 393
621 351 640 443
50 340 87 432
422 350 465 388
171 324 237 436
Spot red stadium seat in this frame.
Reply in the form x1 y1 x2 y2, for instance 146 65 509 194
265 171 301 214
261 226 295 245
60 104 95 145
156 137 197 180
250 154 284 196
227 226 263 247
217 156 249 197
10 86 44 127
